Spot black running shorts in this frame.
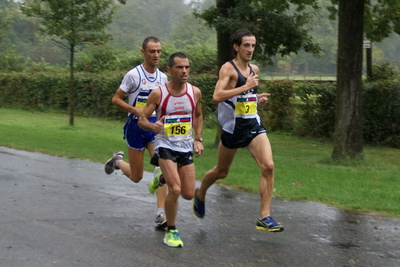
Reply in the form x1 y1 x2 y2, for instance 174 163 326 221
150 147 193 167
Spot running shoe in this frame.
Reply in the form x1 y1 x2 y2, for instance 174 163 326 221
193 188 205 218
148 166 163 194
155 211 167 230
163 230 183 248
104 151 124 174
256 216 284 232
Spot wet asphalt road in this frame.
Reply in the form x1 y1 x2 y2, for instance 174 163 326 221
0 146 399 267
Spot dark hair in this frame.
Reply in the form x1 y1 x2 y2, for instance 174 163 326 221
167 52 188 67
231 29 255 56
142 37 161 50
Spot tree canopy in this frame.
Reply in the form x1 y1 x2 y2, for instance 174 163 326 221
196 0 323 65
21 0 125 125
2 0 400 75
21 0 125 47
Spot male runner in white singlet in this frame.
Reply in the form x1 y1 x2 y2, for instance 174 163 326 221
104 37 168 229
139 52 204 248
193 29 284 232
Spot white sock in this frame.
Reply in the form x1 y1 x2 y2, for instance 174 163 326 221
115 159 122 167
157 208 165 215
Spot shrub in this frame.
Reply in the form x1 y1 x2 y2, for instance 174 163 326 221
363 79 400 148
189 74 218 128
75 44 145 73
260 80 295 132
370 62 398 81
1 71 399 149
294 81 336 139
0 71 126 120
0 45 30 72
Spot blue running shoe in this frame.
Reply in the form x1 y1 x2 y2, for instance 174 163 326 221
193 188 205 218
256 216 284 232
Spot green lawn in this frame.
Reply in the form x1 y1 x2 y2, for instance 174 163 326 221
1 108 399 217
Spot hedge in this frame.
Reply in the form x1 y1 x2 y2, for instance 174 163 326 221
1 72 399 148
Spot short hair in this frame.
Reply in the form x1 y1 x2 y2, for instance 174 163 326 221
167 52 188 67
231 29 255 56
142 37 161 50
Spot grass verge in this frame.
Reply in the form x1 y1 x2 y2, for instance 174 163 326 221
1 108 399 217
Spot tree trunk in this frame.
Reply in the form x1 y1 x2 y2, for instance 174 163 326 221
332 0 364 160
214 0 236 147
216 0 235 69
69 44 75 126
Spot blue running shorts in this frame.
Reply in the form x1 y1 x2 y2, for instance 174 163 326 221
123 116 157 150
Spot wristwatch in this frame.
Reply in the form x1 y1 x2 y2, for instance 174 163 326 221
195 136 204 142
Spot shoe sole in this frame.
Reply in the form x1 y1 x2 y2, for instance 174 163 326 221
193 209 204 218
193 190 205 218
104 152 124 175
104 159 115 174
256 226 284 232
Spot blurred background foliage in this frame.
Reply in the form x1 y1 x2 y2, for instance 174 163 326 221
0 0 399 148
1 0 400 75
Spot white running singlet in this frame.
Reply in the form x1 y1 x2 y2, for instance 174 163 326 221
119 64 168 118
155 83 196 153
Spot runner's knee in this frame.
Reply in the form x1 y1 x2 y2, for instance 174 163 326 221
216 168 229 179
169 184 181 197
129 175 142 183
261 161 274 177
181 190 194 200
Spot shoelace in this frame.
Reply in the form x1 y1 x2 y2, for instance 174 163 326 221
261 217 277 227
171 231 180 240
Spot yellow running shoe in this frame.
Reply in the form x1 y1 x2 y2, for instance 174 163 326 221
148 166 163 194
163 230 183 248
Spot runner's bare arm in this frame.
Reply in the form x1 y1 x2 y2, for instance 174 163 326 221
193 87 204 157
111 88 142 117
138 88 163 133
213 63 259 104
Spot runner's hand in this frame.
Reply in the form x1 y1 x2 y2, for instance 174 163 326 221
152 116 164 133
194 141 204 157
258 93 270 106
245 73 258 92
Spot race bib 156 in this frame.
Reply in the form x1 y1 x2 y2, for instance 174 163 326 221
164 115 191 137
